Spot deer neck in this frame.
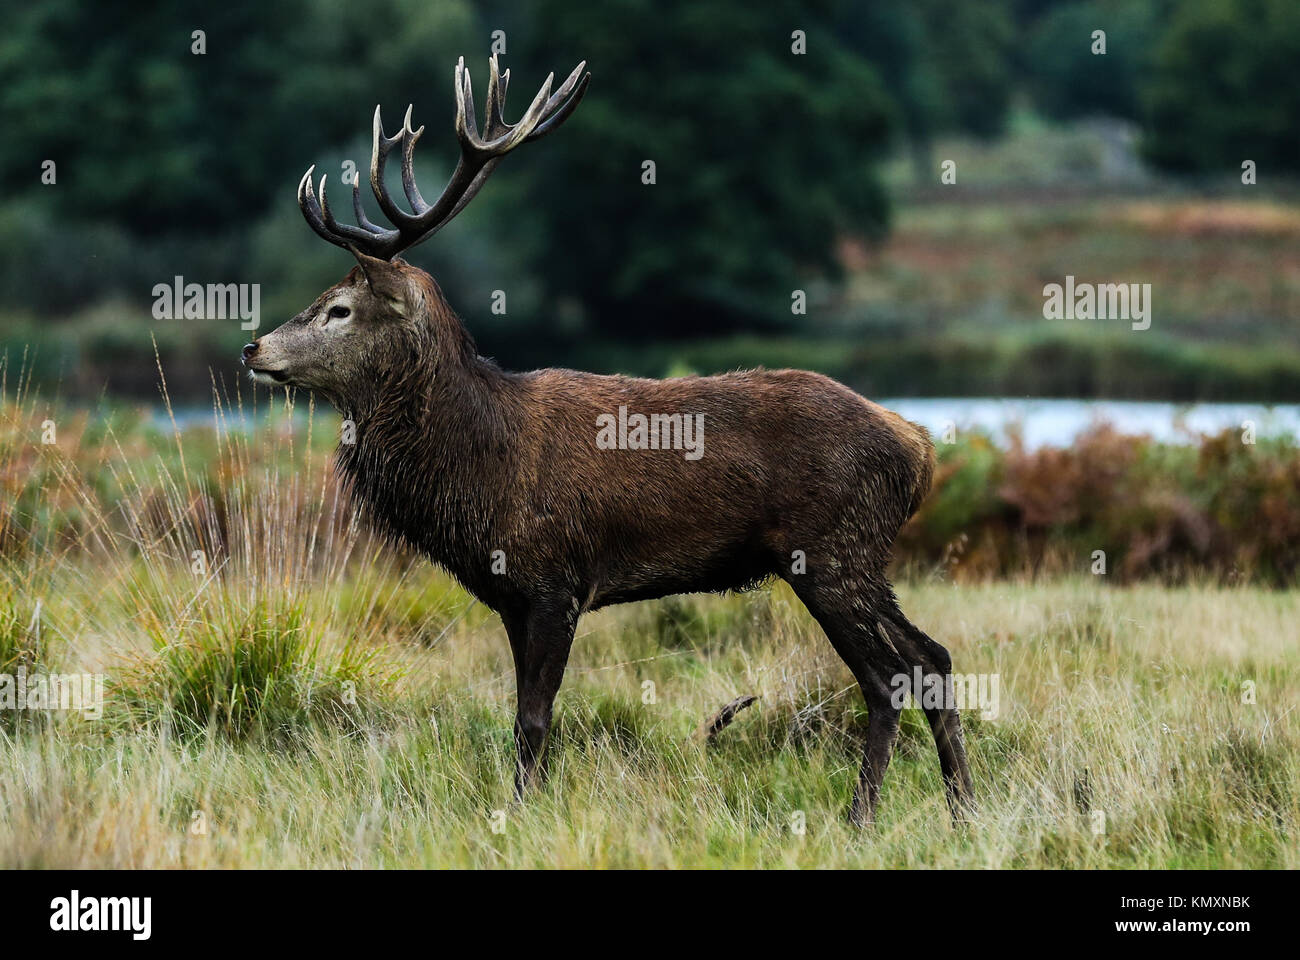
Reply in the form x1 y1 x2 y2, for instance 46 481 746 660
334 302 517 566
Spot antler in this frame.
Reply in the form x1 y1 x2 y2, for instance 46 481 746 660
298 54 589 261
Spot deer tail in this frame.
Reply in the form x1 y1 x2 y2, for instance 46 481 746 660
908 426 936 520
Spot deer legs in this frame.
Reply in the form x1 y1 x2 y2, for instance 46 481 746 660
850 670 904 826
503 599 578 797
495 575 975 826
792 574 975 826
881 607 976 821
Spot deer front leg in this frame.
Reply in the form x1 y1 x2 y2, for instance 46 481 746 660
508 598 578 797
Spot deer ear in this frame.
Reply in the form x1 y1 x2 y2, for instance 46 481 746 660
348 246 409 314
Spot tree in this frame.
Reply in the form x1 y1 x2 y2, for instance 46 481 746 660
833 1 1017 183
1027 0 1162 122
508 0 895 338
1142 0 1300 175
0 0 475 234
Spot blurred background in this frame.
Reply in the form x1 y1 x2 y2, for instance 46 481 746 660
4 0 1298 408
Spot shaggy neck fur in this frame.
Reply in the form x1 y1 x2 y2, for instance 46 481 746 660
333 274 520 586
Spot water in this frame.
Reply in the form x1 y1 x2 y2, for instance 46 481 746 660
881 398 1300 449
155 398 1300 450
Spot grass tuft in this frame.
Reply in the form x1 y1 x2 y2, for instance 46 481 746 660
116 599 395 743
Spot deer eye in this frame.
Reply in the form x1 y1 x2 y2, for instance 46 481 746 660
326 305 351 320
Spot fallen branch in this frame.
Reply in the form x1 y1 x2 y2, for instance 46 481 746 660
696 695 758 742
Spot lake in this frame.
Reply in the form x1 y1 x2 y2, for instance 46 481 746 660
881 398 1300 449
159 398 1300 450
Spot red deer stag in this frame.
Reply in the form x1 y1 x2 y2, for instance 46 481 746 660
242 54 975 825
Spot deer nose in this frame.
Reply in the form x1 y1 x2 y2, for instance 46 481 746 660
241 342 259 363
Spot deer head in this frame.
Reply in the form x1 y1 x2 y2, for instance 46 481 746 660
242 54 589 409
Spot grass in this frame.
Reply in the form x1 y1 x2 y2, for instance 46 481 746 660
0 376 1295 867
0 592 41 674
0 574 1295 868
115 597 393 743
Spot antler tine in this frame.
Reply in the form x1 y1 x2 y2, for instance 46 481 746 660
297 167 342 248
300 167 378 250
298 55 590 261
370 105 425 230
527 62 590 142
400 105 430 215
455 57 484 149
457 59 553 155
351 175 385 234
484 54 511 139
319 173 395 247
482 56 587 146
490 72 555 153
298 164 402 258
425 57 588 232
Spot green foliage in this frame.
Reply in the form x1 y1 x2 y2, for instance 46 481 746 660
914 433 1006 549
1027 0 1162 122
905 0 1017 140
3 0 1300 392
0 587 45 731
0 0 910 343
117 598 392 742
0 0 475 234
1143 0 1300 174
0 590 41 675
510 0 895 336
816 0 1016 184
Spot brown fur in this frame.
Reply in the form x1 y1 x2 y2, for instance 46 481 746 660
245 254 974 825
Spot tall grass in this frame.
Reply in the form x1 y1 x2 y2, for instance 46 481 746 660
0 357 416 739
0 578 1294 868
0 591 40 674
116 598 393 742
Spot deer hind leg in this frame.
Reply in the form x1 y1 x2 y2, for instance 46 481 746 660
504 597 578 798
879 604 976 822
788 573 908 826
